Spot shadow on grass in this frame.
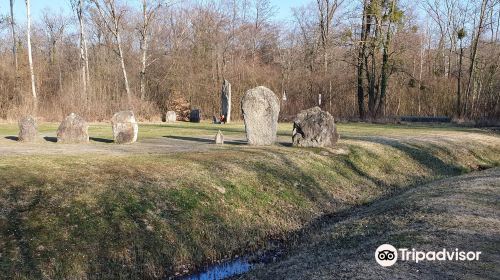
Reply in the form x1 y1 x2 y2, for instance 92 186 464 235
43 136 57 143
162 124 246 134
160 123 292 137
343 135 464 176
278 142 293 147
5 136 18 141
90 137 114 143
164 135 247 145
3 187 44 278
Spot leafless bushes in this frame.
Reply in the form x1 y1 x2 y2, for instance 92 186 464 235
0 0 499 122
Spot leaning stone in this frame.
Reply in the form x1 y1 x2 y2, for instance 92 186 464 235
215 130 224 144
292 106 339 147
18 116 37 142
57 113 89 143
190 109 201 123
165 111 177 123
111 111 138 144
221 80 231 123
241 86 280 146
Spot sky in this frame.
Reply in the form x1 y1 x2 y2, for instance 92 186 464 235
5 0 307 23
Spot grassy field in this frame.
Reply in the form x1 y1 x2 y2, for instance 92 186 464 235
0 122 499 279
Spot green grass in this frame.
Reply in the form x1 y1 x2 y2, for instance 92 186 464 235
0 121 291 140
0 122 499 279
0 121 489 140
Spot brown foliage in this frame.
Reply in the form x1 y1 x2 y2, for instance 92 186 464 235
0 0 499 122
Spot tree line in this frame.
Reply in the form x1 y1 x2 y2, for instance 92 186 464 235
0 0 499 122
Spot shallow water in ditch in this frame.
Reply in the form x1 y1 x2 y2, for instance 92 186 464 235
179 258 252 280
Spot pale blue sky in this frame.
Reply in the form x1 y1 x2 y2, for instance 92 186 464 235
5 0 307 23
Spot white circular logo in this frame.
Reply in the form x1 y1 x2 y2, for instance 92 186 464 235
375 244 398 267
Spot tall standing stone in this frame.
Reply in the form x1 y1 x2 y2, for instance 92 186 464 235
18 116 37 142
57 113 89 143
221 79 231 123
241 86 280 146
292 107 339 147
111 111 138 144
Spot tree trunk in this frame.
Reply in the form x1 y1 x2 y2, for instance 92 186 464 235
25 0 37 113
464 0 488 117
457 42 463 118
378 41 390 117
140 43 148 100
139 0 148 100
92 0 131 107
77 0 88 102
376 0 395 118
356 0 368 120
367 52 376 116
10 0 18 72
117 31 131 105
83 31 90 88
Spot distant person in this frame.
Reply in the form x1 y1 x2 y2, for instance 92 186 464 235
220 114 226 124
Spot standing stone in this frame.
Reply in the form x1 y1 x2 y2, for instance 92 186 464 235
111 111 138 144
221 79 231 123
215 130 224 144
292 106 339 147
190 109 201 123
57 113 89 143
241 86 280 146
18 116 37 142
165 111 177 123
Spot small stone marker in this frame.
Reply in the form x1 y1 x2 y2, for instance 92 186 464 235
165 111 177 123
57 113 89 143
111 111 138 144
221 80 231 123
292 106 339 147
241 86 280 146
190 109 201 123
18 116 37 142
215 130 224 144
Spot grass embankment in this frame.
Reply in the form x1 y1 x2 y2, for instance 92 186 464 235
0 123 499 279
241 167 500 279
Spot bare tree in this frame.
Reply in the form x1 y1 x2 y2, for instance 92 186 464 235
42 10 68 95
25 0 37 113
9 0 18 72
456 28 465 117
42 12 65 63
71 0 91 102
316 0 342 112
317 0 342 75
138 0 162 100
356 0 369 119
250 0 275 71
464 0 489 116
0 0 498 122
91 0 131 106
